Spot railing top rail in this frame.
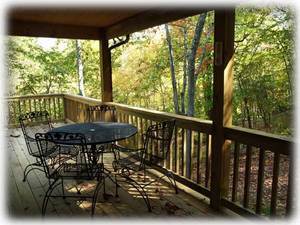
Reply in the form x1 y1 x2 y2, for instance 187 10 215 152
108 102 213 133
63 93 102 105
224 126 293 155
63 94 213 133
6 93 64 100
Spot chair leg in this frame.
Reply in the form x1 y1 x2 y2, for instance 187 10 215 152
123 176 152 212
166 171 178 194
61 178 65 199
42 179 60 216
91 180 103 216
23 163 44 182
115 175 119 197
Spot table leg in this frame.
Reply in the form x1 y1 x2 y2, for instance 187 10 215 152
90 144 99 165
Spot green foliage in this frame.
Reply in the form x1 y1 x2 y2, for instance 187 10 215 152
234 7 294 134
6 7 294 136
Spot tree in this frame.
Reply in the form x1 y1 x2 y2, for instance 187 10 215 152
75 40 85 96
234 7 294 134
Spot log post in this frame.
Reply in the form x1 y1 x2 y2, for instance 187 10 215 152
99 36 113 102
210 9 235 210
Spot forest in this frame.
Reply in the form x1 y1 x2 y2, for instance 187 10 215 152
6 7 294 137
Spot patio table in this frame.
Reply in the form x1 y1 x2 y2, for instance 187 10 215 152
48 122 138 164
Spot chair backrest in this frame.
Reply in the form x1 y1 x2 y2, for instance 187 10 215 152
35 132 96 179
19 111 53 156
87 104 116 122
144 120 175 165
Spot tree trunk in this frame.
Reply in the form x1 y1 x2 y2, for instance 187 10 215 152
180 26 188 115
187 13 207 117
165 24 180 114
185 13 207 179
244 97 253 129
75 40 85 96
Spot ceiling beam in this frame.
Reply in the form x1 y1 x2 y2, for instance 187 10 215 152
8 20 106 40
106 9 210 39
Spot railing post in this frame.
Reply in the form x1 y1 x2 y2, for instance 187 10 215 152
210 9 235 210
99 35 113 102
63 94 67 122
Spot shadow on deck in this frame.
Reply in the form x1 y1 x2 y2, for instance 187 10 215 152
6 123 236 218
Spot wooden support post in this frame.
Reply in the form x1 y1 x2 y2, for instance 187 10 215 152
210 9 235 210
99 37 113 102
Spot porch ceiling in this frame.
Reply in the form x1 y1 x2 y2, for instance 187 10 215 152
8 7 208 40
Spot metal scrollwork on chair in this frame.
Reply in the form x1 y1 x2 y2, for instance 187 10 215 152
35 132 104 216
19 111 79 183
112 119 177 212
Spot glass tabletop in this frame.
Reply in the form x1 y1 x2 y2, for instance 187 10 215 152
49 122 137 145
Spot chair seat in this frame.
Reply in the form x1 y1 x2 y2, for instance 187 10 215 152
113 156 142 173
30 144 58 158
57 163 103 180
58 145 80 156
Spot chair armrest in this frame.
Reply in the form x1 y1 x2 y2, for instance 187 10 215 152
112 143 144 153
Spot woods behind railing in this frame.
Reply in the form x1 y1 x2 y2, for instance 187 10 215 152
6 94 293 218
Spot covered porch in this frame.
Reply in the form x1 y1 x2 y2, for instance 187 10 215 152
6 6 293 218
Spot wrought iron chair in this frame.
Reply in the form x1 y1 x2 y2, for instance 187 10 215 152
87 104 117 158
87 104 116 123
112 120 177 212
35 132 104 216
87 104 117 196
19 111 79 182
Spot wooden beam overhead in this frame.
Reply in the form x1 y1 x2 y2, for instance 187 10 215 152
106 9 209 39
7 7 210 40
8 20 105 40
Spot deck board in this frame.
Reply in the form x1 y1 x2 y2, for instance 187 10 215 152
7 123 230 218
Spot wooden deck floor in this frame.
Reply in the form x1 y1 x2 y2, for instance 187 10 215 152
6 123 232 219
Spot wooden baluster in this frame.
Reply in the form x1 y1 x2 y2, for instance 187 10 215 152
255 148 265 214
48 97 51 119
147 120 153 160
33 98 37 113
28 98 32 113
181 128 185 176
270 152 280 216
119 112 122 123
205 134 211 188
53 97 57 120
43 97 47 113
18 99 21 118
20 99 25 113
12 100 17 126
38 98 41 113
243 145 252 208
140 117 144 148
232 142 240 202
174 126 178 174
58 96 62 120
190 130 195 181
132 115 137 146
134 115 138 147
165 121 170 169
184 129 192 179
117 111 121 123
286 156 292 216
60 97 65 120
196 131 201 184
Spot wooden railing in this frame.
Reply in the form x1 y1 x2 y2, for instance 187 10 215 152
63 94 213 197
6 94 65 127
222 126 292 217
6 93 293 217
